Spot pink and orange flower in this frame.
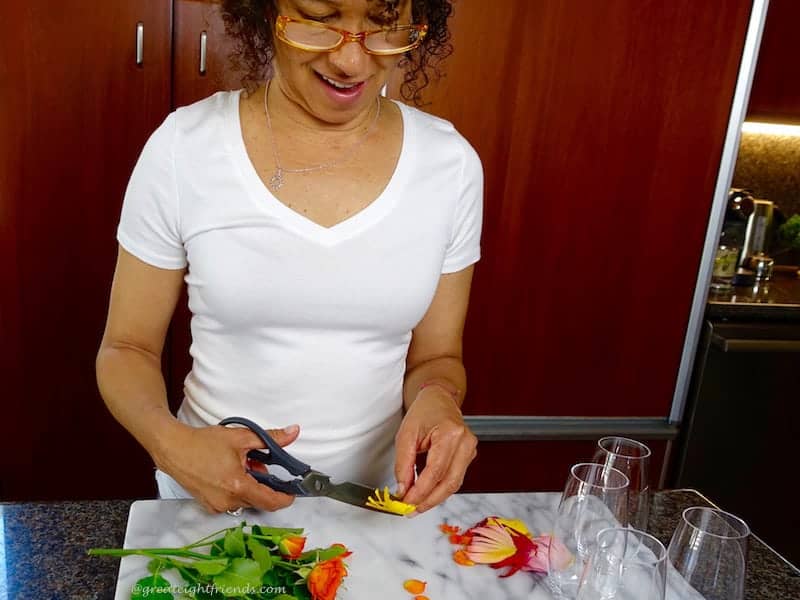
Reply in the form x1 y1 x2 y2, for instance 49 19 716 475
440 516 572 578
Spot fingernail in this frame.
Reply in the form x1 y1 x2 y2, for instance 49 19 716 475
283 424 299 435
394 483 406 497
405 509 419 518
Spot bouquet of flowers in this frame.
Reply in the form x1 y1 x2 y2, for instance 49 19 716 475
88 522 350 600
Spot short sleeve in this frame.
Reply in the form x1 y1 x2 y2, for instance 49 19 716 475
441 139 483 273
117 112 187 269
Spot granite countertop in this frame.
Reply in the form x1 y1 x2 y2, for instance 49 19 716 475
1 489 798 599
707 273 800 320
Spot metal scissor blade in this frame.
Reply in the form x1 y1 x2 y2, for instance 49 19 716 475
322 481 406 516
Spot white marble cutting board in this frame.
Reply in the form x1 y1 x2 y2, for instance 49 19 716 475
114 492 704 600
115 492 558 600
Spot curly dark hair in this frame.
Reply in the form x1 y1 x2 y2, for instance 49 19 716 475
220 0 454 105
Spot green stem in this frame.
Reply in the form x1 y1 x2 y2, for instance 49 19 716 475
87 548 211 560
249 527 303 536
183 525 236 549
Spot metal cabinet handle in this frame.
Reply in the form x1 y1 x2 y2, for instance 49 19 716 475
199 31 208 75
136 22 144 66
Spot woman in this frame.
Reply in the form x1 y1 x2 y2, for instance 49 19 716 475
96 0 482 516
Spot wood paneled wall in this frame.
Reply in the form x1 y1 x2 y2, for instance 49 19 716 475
390 0 752 418
747 0 800 124
1 3 173 499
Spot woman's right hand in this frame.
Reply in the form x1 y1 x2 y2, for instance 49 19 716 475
154 421 301 514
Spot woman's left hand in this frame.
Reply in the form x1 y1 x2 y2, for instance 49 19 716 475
393 386 478 514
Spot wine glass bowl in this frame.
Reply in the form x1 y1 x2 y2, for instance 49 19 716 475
592 436 652 531
548 463 630 599
576 527 667 600
667 506 750 600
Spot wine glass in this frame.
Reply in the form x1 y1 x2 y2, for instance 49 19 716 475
593 436 651 531
548 463 630 599
576 527 667 600
667 507 750 600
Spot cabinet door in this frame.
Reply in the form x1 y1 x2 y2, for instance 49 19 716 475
747 0 800 124
173 0 247 108
389 0 752 419
0 3 171 500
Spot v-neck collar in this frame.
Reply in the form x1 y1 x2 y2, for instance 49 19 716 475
225 89 410 247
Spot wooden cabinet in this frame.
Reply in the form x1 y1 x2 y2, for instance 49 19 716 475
747 0 800 123
403 0 752 491
2 0 756 499
0 2 172 500
173 0 246 108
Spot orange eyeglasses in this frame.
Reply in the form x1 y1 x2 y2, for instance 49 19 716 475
275 15 428 56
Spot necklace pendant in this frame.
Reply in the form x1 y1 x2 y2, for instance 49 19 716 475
269 168 284 191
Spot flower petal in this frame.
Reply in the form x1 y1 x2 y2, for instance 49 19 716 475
366 487 416 516
278 535 306 559
465 525 517 564
532 534 574 572
488 517 532 538
403 579 427 594
449 533 473 546
439 523 460 535
453 549 476 566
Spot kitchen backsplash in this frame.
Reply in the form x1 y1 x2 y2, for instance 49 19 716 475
732 131 800 218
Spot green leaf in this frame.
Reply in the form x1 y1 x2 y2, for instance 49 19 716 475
192 557 231 576
174 564 201 587
246 536 273 572
131 574 174 600
292 582 312 600
209 538 225 556
779 214 800 249
262 569 280 587
223 527 246 558
273 595 297 600
298 545 348 563
212 558 264 597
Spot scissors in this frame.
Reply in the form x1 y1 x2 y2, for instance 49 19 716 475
219 416 406 516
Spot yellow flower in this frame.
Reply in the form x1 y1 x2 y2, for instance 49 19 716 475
366 487 416 516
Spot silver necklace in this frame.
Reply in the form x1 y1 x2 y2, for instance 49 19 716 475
263 80 381 191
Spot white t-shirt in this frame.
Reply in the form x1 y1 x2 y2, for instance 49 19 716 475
118 90 483 489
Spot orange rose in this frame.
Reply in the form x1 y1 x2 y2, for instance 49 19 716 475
308 557 348 600
278 535 306 559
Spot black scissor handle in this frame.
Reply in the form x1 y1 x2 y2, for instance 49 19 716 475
219 416 311 476
247 469 309 496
